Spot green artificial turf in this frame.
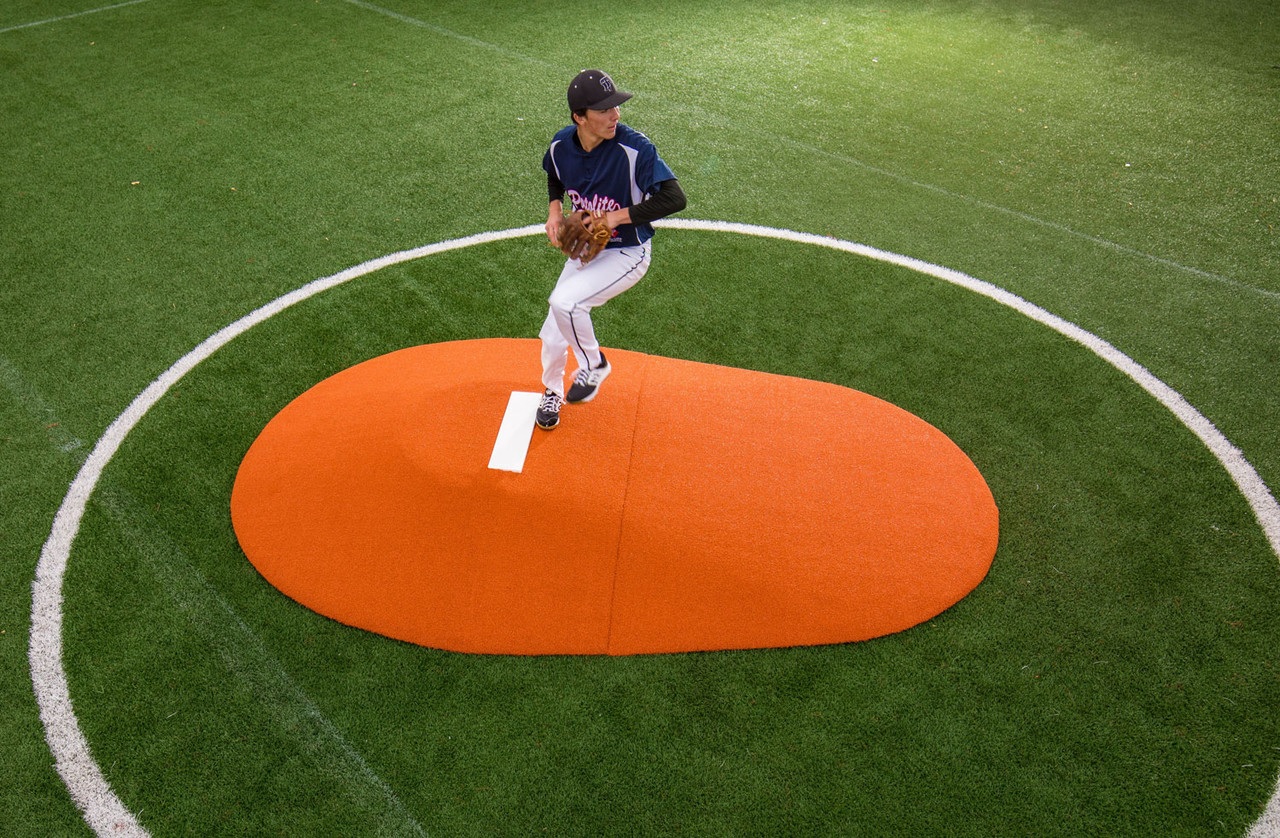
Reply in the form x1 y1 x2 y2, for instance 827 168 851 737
3 0 1277 835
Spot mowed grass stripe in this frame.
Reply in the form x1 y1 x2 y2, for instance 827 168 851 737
333 0 1260 296
96 488 426 836
5 0 1274 834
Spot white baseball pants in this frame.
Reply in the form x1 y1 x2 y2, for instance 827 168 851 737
540 243 651 397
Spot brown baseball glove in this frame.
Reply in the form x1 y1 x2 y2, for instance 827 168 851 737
556 209 612 265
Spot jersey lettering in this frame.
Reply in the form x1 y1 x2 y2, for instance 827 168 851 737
566 190 622 215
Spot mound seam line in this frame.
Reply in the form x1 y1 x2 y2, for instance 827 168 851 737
603 354 651 655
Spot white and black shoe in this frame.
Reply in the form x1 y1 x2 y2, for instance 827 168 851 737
536 389 564 430
566 354 611 404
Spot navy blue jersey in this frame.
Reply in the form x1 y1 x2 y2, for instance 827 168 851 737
543 123 677 248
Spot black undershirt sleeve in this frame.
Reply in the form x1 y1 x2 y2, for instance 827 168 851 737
547 171 566 204
628 179 687 225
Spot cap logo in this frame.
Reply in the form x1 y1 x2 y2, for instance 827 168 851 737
599 76 614 93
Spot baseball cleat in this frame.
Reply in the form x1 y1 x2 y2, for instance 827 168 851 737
536 389 564 430
566 354 611 403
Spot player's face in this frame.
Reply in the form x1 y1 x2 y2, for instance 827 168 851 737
577 106 620 147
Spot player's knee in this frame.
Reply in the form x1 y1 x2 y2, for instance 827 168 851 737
547 291 579 318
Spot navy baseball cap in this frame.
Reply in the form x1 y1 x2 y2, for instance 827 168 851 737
567 69 633 111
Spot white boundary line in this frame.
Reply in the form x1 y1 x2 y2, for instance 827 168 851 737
0 0 152 34
29 221 1280 835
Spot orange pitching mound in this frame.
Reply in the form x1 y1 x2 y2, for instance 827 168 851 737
231 338 998 655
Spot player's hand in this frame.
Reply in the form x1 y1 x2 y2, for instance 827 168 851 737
545 215 561 247
599 208 629 231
